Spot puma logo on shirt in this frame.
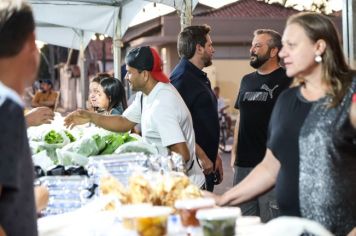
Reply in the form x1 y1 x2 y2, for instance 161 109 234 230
261 84 279 98
243 84 279 102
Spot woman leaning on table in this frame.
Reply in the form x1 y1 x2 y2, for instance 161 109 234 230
206 12 356 236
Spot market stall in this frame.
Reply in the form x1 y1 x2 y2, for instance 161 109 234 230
29 114 334 236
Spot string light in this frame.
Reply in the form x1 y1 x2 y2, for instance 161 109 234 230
99 34 105 41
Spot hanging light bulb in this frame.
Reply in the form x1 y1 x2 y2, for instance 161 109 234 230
35 40 46 50
99 34 105 41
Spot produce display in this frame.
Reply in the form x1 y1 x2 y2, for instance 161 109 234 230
28 122 139 171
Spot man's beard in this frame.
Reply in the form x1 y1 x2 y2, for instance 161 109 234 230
249 48 271 69
202 52 212 67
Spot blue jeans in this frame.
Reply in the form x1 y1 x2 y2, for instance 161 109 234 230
233 166 279 222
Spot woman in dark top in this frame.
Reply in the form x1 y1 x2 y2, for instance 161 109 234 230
208 12 356 235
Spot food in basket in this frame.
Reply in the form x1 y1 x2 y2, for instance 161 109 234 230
151 172 203 207
129 175 154 204
99 172 202 209
99 176 130 210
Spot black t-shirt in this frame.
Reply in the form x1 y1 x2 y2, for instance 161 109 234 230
234 67 292 167
267 87 312 217
170 58 219 164
0 98 37 236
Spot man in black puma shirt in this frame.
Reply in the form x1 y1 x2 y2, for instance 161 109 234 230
231 29 292 222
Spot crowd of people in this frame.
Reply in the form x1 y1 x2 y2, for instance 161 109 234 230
0 0 355 236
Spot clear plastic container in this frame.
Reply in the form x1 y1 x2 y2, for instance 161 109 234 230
174 198 215 227
196 207 241 236
38 176 91 216
119 205 172 236
235 216 263 236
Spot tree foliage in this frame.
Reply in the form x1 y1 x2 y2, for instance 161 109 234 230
263 0 336 15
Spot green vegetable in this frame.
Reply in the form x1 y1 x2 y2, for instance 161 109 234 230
64 130 76 142
123 133 137 143
92 134 106 152
200 219 235 236
100 134 124 155
44 130 64 144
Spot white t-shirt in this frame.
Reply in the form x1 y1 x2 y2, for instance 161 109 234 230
123 82 205 187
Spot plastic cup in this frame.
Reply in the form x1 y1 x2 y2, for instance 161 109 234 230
118 204 153 230
120 205 172 236
235 216 262 236
196 207 241 236
174 198 215 227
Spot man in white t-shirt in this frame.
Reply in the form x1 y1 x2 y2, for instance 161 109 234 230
64 46 205 187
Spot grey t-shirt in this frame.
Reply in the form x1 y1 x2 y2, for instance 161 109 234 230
0 98 37 236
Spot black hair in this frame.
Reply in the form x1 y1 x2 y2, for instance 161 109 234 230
177 24 211 59
0 1 35 58
99 77 128 111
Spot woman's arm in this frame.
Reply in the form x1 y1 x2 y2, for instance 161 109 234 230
64 109 136 132
206 149 280 206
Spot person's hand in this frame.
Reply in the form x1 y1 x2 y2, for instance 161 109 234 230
202 190 221 204
64 109 91 129
34 185 49 213
347 227 356 236
25 107 54 127
200 155 214 175
350 94 356 128
195 144 214 175
214 154 223 184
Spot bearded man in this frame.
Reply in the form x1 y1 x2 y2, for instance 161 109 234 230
231 29 292 222
170 25 223 192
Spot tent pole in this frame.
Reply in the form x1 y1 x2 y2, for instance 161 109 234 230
113 6 130 98
113 7 122 81
79 30 87 109
342 0 356 68
180 0 193 30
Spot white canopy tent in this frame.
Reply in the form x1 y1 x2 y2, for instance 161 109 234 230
30 0 236 70
35 23 94 50
29 0 202 108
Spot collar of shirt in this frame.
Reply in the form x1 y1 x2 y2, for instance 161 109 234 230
180 58 210 85
0 81 24 107
145 81 167 102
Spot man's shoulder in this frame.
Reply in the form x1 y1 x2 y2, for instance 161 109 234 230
242 71 256 80
239 72 257 86
0 98 23 115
